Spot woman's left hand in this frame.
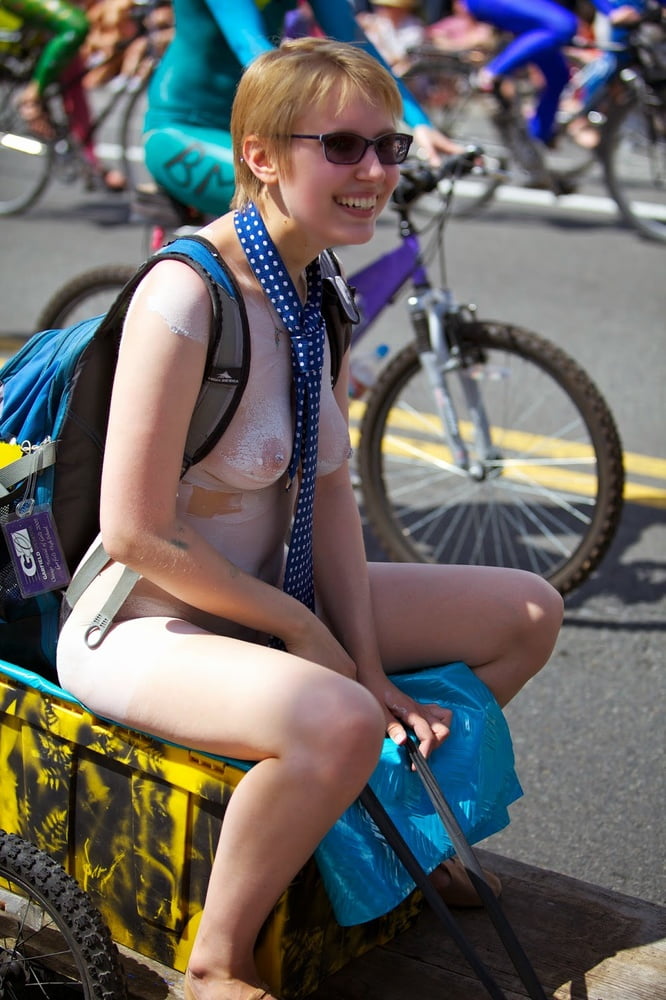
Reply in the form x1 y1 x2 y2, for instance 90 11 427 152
371 678 452 760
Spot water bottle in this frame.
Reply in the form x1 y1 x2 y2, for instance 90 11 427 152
348 344 389 400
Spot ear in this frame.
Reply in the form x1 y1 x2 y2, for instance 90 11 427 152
241 134 279 186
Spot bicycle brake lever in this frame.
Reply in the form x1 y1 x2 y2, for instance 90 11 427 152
394 147 484 205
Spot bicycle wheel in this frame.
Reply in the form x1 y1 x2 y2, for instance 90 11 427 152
600 80 666 243
0 74 53 215
402 57 502 214
36 265 135 329
118 73 151 191
358 321 624 596
0 830 127 999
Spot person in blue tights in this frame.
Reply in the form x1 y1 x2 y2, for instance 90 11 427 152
143 0 460 217
462 0 653 144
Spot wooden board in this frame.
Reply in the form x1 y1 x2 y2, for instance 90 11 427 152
121 849 666 1000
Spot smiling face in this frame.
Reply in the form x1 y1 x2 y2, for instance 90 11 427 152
231 38 404 223
271 87 402 250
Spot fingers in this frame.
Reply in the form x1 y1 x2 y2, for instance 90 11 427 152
385 698 452 758
386 717 407 747
413 124 463 165
410 705 451 758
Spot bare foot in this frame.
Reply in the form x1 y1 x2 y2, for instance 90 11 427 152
101 168 127 192
184 967 280 1000
567 116 601 150
17 95 54 140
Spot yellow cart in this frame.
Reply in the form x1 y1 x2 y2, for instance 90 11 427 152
0 658 421 999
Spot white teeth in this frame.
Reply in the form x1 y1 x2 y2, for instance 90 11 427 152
337 196 376 210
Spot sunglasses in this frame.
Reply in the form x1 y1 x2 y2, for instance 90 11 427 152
289 131 413 165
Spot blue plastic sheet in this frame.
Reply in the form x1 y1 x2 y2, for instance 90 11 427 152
314 662 522 925
0 658 521 927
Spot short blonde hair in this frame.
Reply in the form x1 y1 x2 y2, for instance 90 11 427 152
230 37 403 209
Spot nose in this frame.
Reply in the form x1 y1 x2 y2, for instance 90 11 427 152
355 145 389 178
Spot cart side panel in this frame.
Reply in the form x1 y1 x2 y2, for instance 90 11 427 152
0 667 421 998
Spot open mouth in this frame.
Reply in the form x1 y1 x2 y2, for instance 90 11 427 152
335 195 377 211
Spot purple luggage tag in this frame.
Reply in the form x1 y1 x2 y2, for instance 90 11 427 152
3 501 71 597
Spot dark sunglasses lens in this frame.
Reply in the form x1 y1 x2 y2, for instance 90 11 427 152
376 134 411 164
323 133 366 163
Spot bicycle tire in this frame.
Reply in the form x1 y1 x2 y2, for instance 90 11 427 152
600 79 666 243
0 75 53 215
358 321 624 596
118 73 152 191
0 830 128 999
36 265 136 329
402 58 502 215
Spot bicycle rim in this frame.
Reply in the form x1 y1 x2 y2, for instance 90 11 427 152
0 76 53 215
358 323 624 596
0 831 127 999
601 81 666 242
36 266 136 330
118 74 152 191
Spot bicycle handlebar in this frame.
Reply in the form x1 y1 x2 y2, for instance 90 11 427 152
392 146 482 207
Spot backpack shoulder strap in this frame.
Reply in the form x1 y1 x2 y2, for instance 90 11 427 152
319 248 359 386
97 233 250 475
151 235 251 474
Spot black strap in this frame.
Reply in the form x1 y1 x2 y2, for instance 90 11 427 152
319 247 358 382
358 784 508 1000
359 737 547 1000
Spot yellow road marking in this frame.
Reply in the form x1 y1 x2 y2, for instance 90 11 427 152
1 351 663 507
349 403 666 509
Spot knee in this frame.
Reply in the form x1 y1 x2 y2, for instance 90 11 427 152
293 680 386 785
531 573 564 626
562 11 577 42
327 682 386 769
551 11 577 46
519 572 563 662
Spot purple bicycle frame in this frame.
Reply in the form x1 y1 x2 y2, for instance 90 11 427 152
348 233 428 346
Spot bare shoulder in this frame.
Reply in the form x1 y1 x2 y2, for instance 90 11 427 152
198 215 255 297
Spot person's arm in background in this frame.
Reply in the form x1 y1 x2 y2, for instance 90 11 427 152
310 0 462 159
200 0 274 65
592 0 665 24
3 0 89 93
203 0 460 160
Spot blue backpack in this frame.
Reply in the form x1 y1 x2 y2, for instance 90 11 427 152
0 236 355 680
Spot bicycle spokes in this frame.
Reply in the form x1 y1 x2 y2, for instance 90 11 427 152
359 322 624 595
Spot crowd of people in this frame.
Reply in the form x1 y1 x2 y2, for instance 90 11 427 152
7 1 660 189
3 0 173 190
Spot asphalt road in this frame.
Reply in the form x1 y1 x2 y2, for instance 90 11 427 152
0 175 664 909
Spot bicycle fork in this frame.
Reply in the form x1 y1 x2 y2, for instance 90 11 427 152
407 287 499 480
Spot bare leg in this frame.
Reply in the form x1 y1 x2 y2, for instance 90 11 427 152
57 616 386 999
368 563 563 706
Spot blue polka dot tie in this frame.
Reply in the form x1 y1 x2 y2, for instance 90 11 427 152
234 203 325 616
